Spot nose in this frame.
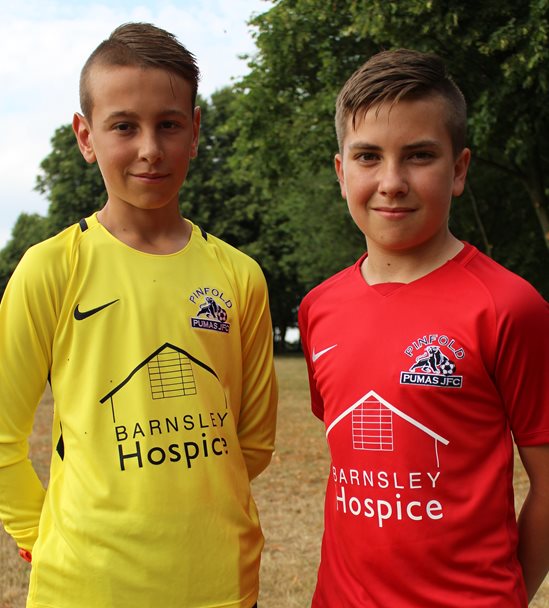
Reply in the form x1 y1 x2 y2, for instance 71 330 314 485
138 129 164 164
377 161 408 198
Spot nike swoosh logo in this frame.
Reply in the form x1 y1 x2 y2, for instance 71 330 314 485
74 299 119 320
312 344 337 363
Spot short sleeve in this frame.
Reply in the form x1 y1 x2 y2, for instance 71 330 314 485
494 283 549 446
298 294 325 421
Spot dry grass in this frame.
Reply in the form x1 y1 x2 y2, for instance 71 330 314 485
1 356 547 607
254 356 329 606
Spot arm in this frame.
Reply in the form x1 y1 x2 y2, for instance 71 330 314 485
0 246 60 552
517 444 549 602
491 281 549 600
297 295 325 422
236 263 278 481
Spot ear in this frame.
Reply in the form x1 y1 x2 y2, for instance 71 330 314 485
72 113 96 164
452 147 471 197
190 106 201 158
334 153 347 199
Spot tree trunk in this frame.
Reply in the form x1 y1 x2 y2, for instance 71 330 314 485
475 156 549 251
524 173 549 251
465 183 493 258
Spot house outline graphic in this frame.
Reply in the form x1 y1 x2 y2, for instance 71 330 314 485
326 389 449 467
99 342 224 423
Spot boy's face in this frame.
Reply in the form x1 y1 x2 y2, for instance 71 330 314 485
335 95 470 258
73 65 200 213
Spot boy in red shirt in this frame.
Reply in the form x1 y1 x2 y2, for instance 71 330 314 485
299 49 549 607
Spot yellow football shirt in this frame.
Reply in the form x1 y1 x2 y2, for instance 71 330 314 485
0 214 277 608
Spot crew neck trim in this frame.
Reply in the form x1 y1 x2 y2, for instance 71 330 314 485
354 243 476 296
84 213 198 258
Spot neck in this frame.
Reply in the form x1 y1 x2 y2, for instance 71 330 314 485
97 201 191 254
362 235 463 285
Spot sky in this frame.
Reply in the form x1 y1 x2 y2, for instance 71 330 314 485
0 0 269 247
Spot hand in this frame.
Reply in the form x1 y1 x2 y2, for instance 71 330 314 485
18 548 32 563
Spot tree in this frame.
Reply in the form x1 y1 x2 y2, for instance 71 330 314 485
186 88 307 346
0 124 105 299
230 0 373 340
182 90 261 248
0 213 49 295
231 0 549 310
35 124 106 233
3 0 548 310
346 0 549 251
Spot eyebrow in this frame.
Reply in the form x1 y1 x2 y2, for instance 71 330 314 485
102 109 188 124
348 139 442 151
402 139 442 150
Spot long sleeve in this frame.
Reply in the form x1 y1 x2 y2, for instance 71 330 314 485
236 262 277 481
0 245 63 550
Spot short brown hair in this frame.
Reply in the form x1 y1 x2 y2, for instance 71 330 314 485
79 22 200 119
335 49 467 157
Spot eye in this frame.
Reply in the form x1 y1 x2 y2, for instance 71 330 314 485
160 120 180 130
113 123 133 133
357 152 380 163
409 151 435 162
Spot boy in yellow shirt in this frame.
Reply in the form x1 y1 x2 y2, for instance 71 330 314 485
0 22 277 608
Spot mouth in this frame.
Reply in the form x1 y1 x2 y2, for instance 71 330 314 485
373 206 416 218
131 172 169 180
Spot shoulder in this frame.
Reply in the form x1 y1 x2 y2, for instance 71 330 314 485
12 220 90 288
458 245 548 320
300 259 362 316
453 246 549 358
192 226 267 288
3 219 93 317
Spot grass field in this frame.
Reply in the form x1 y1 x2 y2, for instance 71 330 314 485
1 355 547 607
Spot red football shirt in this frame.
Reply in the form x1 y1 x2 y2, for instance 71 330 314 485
299 243 549 608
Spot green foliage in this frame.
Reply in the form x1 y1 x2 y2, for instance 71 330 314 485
232 0 549 314
346 0 549 251
0 124 104 297
0 213 50 296
182 90 261 248
228 0 378 337
451 163 549 296
35 124 106 233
